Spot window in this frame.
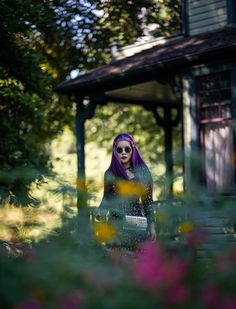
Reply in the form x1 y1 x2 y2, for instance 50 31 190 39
197 72 235 194
228 0 236 24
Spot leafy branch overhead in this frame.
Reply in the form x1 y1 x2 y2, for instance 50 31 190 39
0 0 182 204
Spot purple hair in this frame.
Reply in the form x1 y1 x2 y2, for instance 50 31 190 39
106 134 149 180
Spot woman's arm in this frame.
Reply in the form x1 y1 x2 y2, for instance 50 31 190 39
141 175 157 241
95 172 114 220
98 172 114 209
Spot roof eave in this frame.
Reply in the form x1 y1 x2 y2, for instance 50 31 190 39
54 44 236 96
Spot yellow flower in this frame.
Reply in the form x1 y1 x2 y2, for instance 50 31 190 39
76 178 87 192
92 222 116 243
116 180 146 197
178 221 194 234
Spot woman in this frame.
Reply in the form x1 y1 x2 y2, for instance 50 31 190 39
98 134 156 242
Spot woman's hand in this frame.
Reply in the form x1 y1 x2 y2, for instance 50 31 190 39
150 223 157 241
94 208 102 221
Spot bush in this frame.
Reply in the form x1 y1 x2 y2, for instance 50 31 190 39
0 193 236 309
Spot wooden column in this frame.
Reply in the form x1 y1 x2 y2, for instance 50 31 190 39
150 105 181 196
231 65 236 187
75 95 107 210
164 107 174 195
76 97 86 210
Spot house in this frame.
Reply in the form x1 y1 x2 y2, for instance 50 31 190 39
55 0 236 200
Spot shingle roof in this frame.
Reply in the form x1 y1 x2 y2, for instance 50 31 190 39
55 26 236 94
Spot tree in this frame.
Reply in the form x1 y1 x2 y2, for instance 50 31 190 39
0 0 74 205
0 0 182 205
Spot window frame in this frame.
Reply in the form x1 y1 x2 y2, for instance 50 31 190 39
196 71 235 195
227 0 236 24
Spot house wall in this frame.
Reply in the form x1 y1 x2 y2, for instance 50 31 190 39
231 63 236 185
182 62 236 192
188 0 228 36
182 75 195 193
182 62 236 257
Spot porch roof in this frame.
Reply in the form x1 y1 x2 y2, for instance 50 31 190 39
55 26 236 95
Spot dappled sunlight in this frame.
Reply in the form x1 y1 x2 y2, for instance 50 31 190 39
0 203 64 242
49 127 110 207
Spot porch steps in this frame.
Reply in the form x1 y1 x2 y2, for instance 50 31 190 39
192 208 236 259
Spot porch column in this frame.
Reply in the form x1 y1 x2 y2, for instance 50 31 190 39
75 95 107 210
76 97 85 180
164 107 174 195
76 96 86 210
150 105 181 196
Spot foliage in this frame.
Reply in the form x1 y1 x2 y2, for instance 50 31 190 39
145 0 183 37
85 0 182 56
0 0 71 204
0 0 182 204
0 69 51 205
0 188 236 308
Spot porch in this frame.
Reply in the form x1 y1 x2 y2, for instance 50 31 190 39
55 26 236 201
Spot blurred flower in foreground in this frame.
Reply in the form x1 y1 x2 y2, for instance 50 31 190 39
166 284 189 305
117 180 146 197
92 222 116 243
186 228 207 249
15 300 43 309
216 246 236 273
83 270 117 292
201 283 236 309
178 221 194 234
133 241 189 304
57 289 86 309
201 283 222 309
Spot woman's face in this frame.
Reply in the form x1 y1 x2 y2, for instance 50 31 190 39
116 140 132 167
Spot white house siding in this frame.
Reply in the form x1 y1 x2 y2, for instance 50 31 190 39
188 0 228 36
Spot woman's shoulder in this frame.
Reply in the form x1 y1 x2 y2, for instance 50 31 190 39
104 170 116 183
135 164 151 175
135 165 152 184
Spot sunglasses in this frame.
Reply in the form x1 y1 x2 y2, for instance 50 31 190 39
116 146 132 154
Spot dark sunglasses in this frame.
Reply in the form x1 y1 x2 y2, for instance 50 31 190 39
116 146 132 154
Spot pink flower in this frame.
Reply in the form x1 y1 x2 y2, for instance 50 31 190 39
186 228 207 248
165 258 188 285
133 241 189 295
201 284 223 309
133 241 167 291
57 289 86 309
166 284 189 305
223 297 236 309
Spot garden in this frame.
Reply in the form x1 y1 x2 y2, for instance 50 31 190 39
1 1 236 308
